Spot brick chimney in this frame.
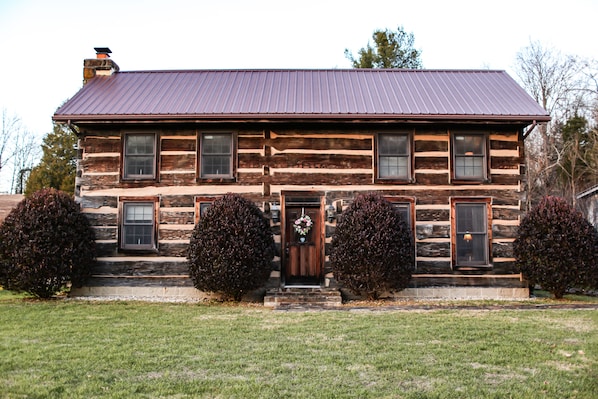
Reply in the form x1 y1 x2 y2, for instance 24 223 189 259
83 47 120 84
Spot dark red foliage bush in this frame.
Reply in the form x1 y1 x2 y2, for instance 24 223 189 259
514 196 598 299
330 193 414 299
0 188 95 298
187 194 275 301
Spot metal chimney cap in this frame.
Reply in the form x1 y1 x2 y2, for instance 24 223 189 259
94 47 112 55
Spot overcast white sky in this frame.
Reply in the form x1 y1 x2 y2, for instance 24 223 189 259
0 0 596 138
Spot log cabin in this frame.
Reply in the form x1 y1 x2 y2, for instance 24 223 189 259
53 48 550 303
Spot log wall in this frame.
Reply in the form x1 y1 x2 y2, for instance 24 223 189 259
76 124 527 292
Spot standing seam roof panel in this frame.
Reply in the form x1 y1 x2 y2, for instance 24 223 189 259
438 71 466 115
401 72 426 114
53 69 550 121
493 72 531 115
446 72 478 115
468 73 498 115
426 72 454 115
395 71 420 114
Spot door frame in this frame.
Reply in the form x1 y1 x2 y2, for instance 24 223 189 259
280 191 325 287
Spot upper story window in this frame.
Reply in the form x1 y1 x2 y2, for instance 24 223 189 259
200 133 233 179
452 133 487 181
120 199 158 251
123 133 156 179
377 133 411 181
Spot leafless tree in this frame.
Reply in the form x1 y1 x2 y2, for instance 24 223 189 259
0 109 22 192
0 109 41 193
0 109 19 175
554 116 598 207
9 129 39 194
515 41 586 118
514 41 597 207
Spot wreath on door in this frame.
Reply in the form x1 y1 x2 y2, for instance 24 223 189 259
293 209 312 236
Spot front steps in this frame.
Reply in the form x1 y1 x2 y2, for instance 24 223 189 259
264 287 343 308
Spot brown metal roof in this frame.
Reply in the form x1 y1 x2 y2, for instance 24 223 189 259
53 69 550 123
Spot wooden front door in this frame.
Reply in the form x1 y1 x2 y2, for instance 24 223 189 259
284 206 322 285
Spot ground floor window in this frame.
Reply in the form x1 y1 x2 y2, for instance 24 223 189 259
452 199 491 267
385 197 415 242
120 198 158 251
194 197 218 224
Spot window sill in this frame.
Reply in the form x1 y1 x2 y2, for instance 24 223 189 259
375 178 413 185
121 177 158 183
451 179 489 185
118 248 159 255
197 177 236 184
453 264 493 271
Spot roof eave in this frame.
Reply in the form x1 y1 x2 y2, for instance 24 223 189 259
53 113 551 124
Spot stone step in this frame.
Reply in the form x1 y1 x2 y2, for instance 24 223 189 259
264 288 342 308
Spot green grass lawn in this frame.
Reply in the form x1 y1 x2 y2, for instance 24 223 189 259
0 292 596 398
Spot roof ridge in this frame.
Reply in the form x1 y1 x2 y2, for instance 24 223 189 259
118 68 507 74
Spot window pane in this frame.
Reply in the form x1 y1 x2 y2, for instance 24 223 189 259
379 135 408 155
124 225 153 245
456 234 487 263
202 155 231 176
454 135 484 155
379 156 408 179
203 134 231 154
125 156 154 176
456 204 486 232
199 202 212 217
126 134 155 155
125 204 153 223
454 156 484 178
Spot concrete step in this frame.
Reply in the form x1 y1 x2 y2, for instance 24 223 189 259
264 287 342 308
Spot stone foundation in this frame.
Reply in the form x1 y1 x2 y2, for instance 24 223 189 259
340 286 530 301
70 285 529 303
70 286 213 301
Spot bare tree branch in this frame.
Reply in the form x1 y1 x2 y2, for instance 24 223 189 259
0 109 42 193
515 41 598 207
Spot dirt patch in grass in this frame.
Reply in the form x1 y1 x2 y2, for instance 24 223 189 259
0 194 23 222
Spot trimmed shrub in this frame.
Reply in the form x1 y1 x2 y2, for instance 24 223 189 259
514 196 598 299
0 188 95 298
330 193 414 299
187 194 275 301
